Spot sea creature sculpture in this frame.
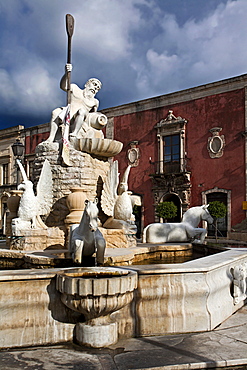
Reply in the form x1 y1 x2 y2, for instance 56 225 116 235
70 199 106 265
101 161 136 232
15 159 53 229
142 205 213 244
231 263 247 304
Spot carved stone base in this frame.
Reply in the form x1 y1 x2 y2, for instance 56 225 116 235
10 227 65 251
75 319 118 348
99 227 136 248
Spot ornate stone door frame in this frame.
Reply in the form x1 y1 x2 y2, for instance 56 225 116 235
202 187 231 235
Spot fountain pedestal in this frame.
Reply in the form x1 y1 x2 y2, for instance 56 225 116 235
76 316 118 348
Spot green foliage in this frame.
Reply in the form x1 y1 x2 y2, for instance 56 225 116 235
156 201 177 220
208 201 227 220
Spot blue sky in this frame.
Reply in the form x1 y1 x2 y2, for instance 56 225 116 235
0 0 246 129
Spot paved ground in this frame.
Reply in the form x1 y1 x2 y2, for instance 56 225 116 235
0 305 247 370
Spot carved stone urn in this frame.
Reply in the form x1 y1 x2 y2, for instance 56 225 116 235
7 190 23 219
56 267 137 348
6 190 23 247
65 187 87 228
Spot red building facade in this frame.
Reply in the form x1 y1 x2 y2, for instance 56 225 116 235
103 74 247 236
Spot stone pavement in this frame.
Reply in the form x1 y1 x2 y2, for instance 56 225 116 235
0 305 247 370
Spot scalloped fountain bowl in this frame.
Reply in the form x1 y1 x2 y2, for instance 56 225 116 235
77 138 123 157
56 267 137 348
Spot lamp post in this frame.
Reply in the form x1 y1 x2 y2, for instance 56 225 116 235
11 139 25 187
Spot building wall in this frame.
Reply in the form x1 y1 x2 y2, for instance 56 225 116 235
104 80 247 229
166 89 245 227
24 123 50 155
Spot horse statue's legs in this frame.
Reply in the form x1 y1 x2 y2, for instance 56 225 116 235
95 229 106 265
191 228 207 244
73 239 84 264
184 223 207 244
96 239 106 265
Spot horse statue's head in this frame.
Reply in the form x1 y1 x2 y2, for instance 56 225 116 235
182 205 214 227
201 205 214 224
84 199 99 232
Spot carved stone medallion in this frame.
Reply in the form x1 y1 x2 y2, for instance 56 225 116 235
207 127 225 158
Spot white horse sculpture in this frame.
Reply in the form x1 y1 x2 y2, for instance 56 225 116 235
70 199 106 265
142 205 213 244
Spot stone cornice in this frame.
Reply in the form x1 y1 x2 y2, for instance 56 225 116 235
102 73 247 118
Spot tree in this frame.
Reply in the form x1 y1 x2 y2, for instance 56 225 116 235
156 201 177 222
208 201 227 240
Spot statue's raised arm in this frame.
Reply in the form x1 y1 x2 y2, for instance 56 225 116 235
60 63 73 92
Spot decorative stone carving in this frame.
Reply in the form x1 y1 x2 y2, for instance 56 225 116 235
156 110 187 128
7 190 23 219
207 127 225 158
142 205 213 244
150 173 192 219
101 161 137 234
5 190 23 247
65 187 87 228
77 137 123 157
12 159 53 231
231 263 247 304
127 141 140 167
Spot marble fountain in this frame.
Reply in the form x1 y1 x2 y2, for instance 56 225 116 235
1 51 247 350
1 128 247 349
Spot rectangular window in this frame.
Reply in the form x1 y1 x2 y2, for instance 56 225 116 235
163 134 180 173
2 164 9 185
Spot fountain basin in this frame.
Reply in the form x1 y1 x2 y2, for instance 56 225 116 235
56 267 137 347
78 138 123 157
1 247 247 349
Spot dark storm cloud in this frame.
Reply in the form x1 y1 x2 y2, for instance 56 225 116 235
0 0 245 129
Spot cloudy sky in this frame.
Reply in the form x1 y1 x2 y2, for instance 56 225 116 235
0 0 247 129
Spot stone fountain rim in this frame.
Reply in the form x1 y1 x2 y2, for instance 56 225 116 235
57 266 129 278
1 247 247 281
56 266 138 297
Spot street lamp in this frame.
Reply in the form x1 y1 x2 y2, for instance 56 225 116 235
11 139 25 186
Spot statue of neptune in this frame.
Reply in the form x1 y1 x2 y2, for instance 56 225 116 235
44 64 105 143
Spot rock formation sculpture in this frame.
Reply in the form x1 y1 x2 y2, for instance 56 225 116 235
12 159 53 230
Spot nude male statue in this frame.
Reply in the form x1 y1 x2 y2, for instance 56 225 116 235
44 64 103 143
